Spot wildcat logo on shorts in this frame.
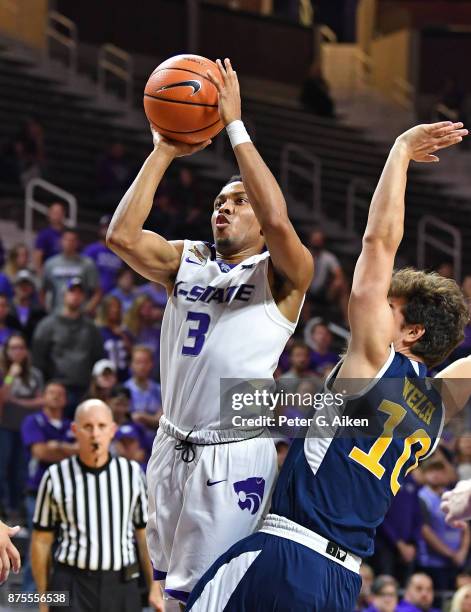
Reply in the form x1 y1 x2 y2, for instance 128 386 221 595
233 477 265 515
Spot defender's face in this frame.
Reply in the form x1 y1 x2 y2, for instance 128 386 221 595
211 182 262 252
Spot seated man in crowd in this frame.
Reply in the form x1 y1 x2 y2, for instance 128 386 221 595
397 573 440 612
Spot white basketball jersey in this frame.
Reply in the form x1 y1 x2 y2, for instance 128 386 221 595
160 240 300 432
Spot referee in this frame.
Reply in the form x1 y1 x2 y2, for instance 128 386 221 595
31 399 163 612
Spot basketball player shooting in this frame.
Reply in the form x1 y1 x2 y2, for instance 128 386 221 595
106 58 313 606
186 121 471 611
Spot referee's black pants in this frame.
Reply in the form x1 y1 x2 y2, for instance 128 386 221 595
49 562 142 612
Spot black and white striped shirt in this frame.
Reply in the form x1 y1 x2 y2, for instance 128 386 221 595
33 455 148 571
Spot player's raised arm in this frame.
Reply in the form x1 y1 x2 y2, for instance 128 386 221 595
207 59 313 295
346 122 467 371
106 132 210 289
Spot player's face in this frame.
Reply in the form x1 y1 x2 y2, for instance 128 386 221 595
211 182 263 254
389 296 424 349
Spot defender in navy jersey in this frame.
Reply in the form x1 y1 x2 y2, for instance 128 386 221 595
187 121 470 611
107 58 313 604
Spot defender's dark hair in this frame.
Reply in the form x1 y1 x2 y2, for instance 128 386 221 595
389 268 469 367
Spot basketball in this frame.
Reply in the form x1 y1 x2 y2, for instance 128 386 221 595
143 54 224 144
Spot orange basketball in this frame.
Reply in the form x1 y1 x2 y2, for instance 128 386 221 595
143 54 223 144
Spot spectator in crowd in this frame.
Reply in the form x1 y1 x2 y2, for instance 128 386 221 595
304 318 340 374
278 341 317 393
82 215 123 294
0 293 15 348
31 399 163 612
32 277 104 417
418 458 470 591
397 573 440 612
20 381 77 592
300 60 335 118
108 385 132 426
41 229 100 313
363 575 398 612
4 243 30 282
137 280 168 313
0 117 45 186
109 267 139 313
373 473 422 584
124 345 162 434
170 166 205 237
457 569 471 590
450 277 471 361
108 385 151 466
124 295 161 376
450 584 471 612
307 228 349 324
87 359 118 403
0 273 13 301
97 142 134 206
356 563 375 612
436 261 454 279
436 78 465 124
0 333 44 520
456 433 471 481
96 295 131 381
33 202 65 272
6 270 45 346
150 187 179 238
114 422 150 471
0 521 21 584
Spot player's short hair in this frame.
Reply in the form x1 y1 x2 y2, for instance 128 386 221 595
223 174 242 187
389 268 469 367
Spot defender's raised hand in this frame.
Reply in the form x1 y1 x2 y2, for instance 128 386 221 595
206 58 242 126
396 121 468 163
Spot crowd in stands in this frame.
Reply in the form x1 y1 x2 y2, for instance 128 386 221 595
2 148 471 609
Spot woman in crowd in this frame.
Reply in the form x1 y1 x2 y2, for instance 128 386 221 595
96 295 131 381
124 294 161 377
4 244 31 282
0 333 43 520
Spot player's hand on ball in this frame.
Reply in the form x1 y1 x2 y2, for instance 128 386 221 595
396 121 468 162
206 58 242 126
150 124 211 158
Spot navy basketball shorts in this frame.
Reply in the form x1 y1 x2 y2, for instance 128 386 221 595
186 514 362 612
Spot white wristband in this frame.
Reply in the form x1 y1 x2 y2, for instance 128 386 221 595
226 120 251 149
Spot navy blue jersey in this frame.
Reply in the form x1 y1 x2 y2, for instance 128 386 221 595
271 348 444 558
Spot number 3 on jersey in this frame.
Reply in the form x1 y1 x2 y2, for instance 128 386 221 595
349 399 431 495
182 312 210 356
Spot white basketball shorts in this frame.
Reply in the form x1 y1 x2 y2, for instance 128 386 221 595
145 416 277 604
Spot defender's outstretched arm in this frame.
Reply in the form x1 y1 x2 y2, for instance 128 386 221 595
344 122 466 373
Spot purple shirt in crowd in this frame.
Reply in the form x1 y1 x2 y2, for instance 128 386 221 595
0 273 13 300
377 475 422 547
397 601 440 612
82 242 122 293
309 350 339 373
418 485 462 567
21 411 74 493
35 227 62 261
99 326 130 381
